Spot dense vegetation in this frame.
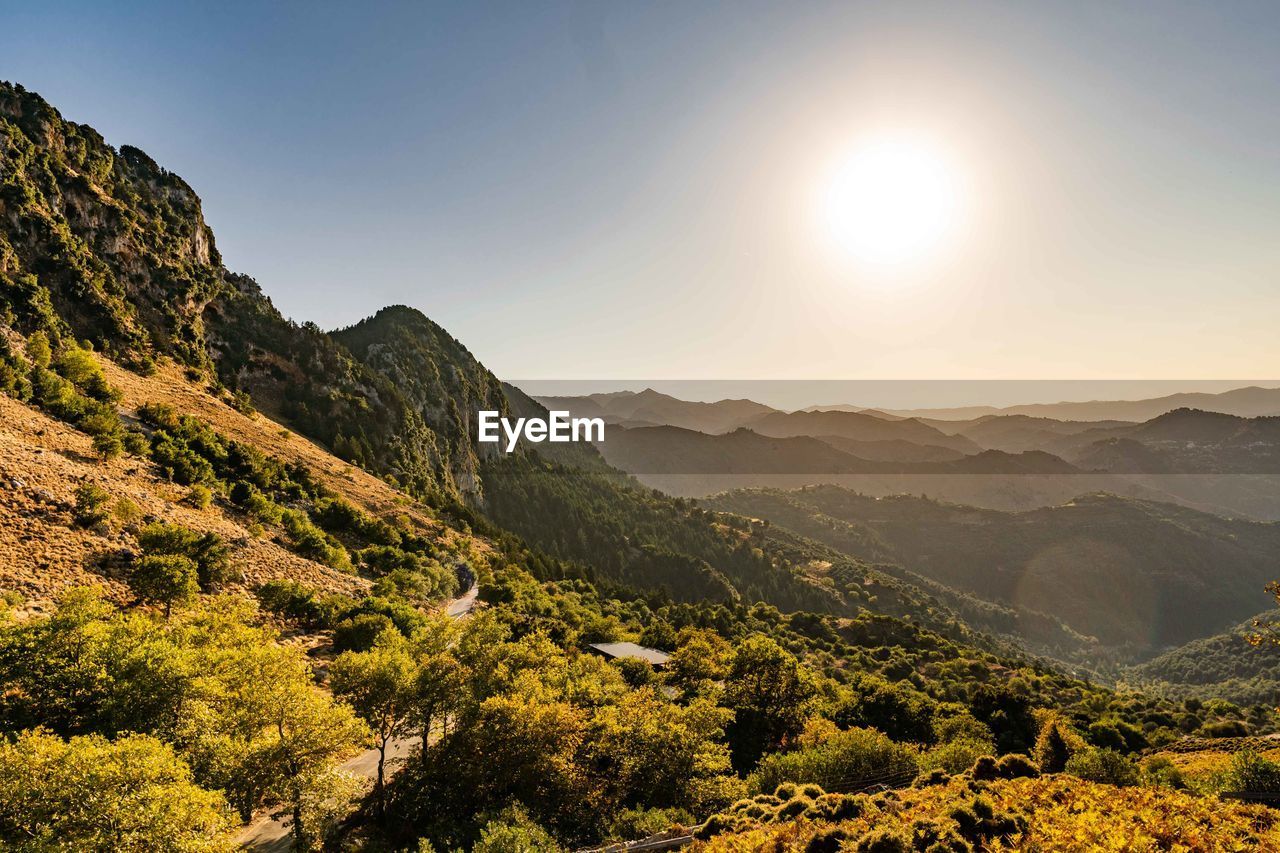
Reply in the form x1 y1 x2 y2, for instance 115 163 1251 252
708 486 1280 659
1125 612 1280 706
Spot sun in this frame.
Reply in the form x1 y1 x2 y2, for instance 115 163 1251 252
820 135 961 269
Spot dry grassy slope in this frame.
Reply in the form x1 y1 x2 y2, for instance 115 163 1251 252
0 357 481 616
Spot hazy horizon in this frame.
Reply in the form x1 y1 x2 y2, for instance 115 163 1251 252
515 379 1280 413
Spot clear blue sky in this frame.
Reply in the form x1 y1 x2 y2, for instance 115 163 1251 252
3 1 1278 382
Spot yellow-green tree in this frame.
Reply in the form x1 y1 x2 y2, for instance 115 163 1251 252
0 729 234 852
331 629 417 814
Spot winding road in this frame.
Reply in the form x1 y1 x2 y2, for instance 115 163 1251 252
236 582 478 851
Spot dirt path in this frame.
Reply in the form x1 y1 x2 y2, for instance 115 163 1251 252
236 582 478 850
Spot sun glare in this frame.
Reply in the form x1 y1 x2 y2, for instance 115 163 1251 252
820 135 961 269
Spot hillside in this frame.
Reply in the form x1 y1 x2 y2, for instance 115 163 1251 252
0 82 504 501
0 345 487 607
707 486 1280 657
1124 611 1280 705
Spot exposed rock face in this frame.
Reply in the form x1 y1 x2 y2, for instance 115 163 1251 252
0 84 222 366
0 81 519 502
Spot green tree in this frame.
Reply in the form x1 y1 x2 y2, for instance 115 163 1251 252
667 628 730 698
0 729 235 852
330 630 416 814
132 555 199 618
73 483 111 527
582 689 738 816
721 636 817 772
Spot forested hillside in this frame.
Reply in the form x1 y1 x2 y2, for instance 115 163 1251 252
708 486 1280 658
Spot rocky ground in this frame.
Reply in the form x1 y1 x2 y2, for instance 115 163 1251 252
0 357 477 617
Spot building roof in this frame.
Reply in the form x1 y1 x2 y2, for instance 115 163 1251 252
588 641 671 666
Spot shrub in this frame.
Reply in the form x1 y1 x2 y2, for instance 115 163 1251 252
26 331 51 368
136 522 236 590
805 827 851 853
923 737 992 775
91 430 124 460
111 497 143 529
72 483 111 528
854 828 910 853
1142 756 1185 789
54 346 116 402
229 390 255 415
257 580 336 627
122 428 151 456
473 805 563 852
777 797 813 819
185 484 213 510
1086 719 1147 753
283 510 351 572
1226 751 1280 794
235 486 283 526
613 656 658 688
750 727 919 794
969 755 998 781
806 792 861 822
1202 720 1250 739
994 754 1039 779
607 807 692 842
137 401 180 430
332 612 396 653
1033 717 1081 773
913 769 950 788
1065 747 1140 787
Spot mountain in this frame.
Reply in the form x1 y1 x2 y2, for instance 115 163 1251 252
811 435 965 463
878 385 1280 422
706 486 1280 658
534 388 779 433
597 424 1078 476
1053 409 1280 474
0 81 505 501
945 414 1136 452
743 409 982 454
596 425 886 474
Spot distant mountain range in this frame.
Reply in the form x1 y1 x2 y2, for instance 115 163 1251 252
872 385 1280 422
597 424 1079 476
537 385 1280 519
589 407 1280 475
535 388 778 433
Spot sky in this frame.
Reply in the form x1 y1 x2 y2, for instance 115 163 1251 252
3 1 1279 387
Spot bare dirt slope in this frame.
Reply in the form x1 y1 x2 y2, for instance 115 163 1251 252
0 357 476 615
